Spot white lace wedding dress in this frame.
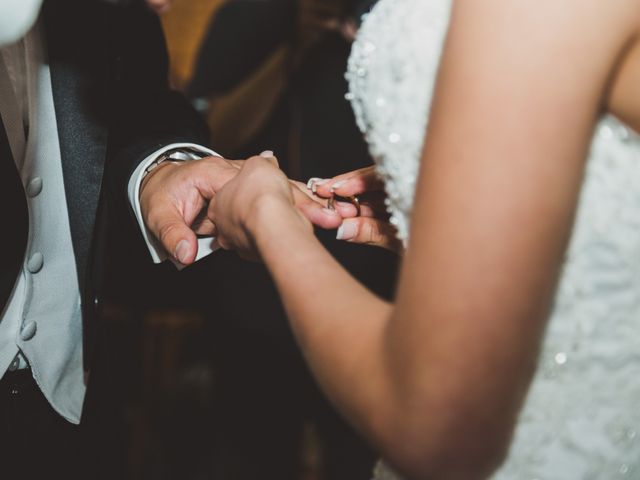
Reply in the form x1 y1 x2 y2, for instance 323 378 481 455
346 0 640 478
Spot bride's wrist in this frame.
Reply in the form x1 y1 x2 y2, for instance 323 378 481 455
245 194 309 243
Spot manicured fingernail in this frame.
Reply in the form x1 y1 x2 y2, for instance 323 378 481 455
336 220 358 240
309 178 329 193
307 177 322 189
312 181 324 193
175 240 190 264
307 177 327 192
330 180 347 192
260 150 274 158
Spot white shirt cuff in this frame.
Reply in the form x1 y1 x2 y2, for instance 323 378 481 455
128 143 222 269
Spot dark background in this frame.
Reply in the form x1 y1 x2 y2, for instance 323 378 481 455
103 1 396 478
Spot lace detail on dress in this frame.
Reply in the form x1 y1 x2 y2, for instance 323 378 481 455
346 0 451 243
347 0 640 479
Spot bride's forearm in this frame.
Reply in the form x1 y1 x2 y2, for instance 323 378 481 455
248 199 516 479
250 198 396 437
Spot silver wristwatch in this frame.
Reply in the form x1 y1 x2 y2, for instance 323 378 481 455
143 146 208 178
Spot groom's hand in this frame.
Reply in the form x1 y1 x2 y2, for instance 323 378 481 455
139 153 355 266
139 156 241 266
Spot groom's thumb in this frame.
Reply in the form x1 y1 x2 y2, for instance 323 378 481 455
154 213 198 266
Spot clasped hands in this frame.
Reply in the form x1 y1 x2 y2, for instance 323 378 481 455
140 152 400 266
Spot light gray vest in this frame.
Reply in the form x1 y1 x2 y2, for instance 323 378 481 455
0 18 85 424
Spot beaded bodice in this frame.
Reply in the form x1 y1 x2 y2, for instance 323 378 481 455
346 0 640 478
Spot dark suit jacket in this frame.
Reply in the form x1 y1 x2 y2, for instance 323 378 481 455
0 0 208 370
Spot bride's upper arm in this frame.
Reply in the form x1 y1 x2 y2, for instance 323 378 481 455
380 0 639 474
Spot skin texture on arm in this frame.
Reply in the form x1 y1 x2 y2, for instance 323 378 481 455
377 1 637 475
212 1 640 478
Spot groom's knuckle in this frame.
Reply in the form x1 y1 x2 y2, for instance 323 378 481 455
158 222 180 244
217 236 229 250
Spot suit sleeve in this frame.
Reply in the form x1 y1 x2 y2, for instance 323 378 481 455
105 2 210 213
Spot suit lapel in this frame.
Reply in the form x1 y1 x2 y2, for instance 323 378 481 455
43 0 109 289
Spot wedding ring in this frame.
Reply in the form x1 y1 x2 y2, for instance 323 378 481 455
351 195 361 216
328 195 361 217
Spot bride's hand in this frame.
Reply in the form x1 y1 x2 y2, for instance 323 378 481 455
209 152 344 260
308 166 403 253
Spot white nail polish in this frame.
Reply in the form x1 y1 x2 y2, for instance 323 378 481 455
260 150 274 158
336 220 357 240
315 179 331 193
307 177 322 190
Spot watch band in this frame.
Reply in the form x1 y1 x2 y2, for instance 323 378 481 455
143 146 208 177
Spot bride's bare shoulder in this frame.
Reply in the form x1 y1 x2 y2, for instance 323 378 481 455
449 0 640 129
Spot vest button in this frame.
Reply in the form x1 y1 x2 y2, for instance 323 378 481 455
21 321 37 341
7 355 21 371
27 253 44 273
26 177 43 197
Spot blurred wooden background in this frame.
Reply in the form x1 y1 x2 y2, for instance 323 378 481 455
161 0 223 89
